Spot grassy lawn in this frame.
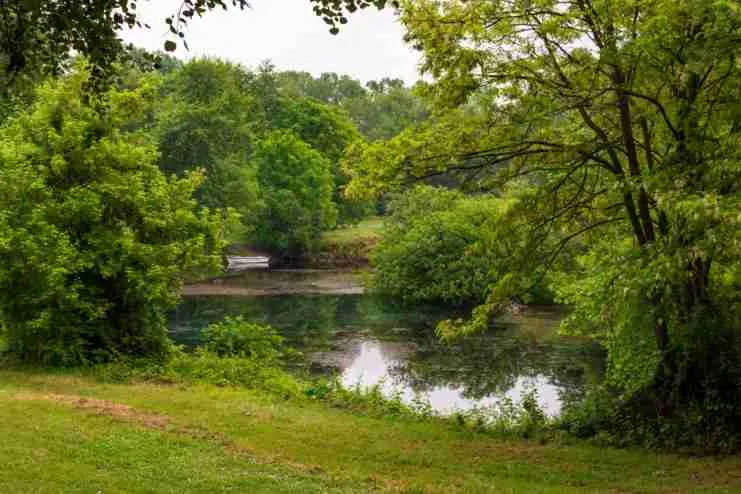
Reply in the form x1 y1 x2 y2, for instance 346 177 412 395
323 217 384 245
2 369 741 493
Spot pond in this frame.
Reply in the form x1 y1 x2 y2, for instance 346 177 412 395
170 271 605 417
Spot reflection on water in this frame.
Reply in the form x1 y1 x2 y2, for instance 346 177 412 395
170 289 605 416
336 340 564 415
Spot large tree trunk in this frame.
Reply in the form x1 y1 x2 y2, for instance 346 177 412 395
653 257 712 351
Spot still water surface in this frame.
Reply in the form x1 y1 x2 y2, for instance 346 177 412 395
170 272 604 416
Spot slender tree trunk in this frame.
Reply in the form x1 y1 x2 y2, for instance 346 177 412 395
614 70 655 243
640 118 670 237
655 317 669 352
687 257 712 308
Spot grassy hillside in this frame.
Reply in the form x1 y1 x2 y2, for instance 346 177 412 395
2 369 741 493
322 218 384 245
308 218 384 268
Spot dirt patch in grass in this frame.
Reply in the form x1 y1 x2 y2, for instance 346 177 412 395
12 391 355 486
14 392 170 430
364 475 414 492
679 461 741 490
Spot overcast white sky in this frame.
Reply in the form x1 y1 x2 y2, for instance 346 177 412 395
121 0 422 84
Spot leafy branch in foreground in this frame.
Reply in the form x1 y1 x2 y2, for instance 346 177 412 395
0 0 393 91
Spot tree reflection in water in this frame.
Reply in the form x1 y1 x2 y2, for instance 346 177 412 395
170 294 605 415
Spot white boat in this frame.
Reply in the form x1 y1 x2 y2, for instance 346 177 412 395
226 256 270 271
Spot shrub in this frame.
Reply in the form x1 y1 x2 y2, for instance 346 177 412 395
459 389 550 439
371 186 521 305
0 331 7 356
557 386 618 439
202 316 284 361
169 350 302 397
0 65 224 365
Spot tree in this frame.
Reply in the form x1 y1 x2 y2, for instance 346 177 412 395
250 131 337 252
272 97 358 164
155 58 262 237
275 71 430 142
0 65 224 365
154 58 373 238
252 65 376 225
270 96 372 224
275 71 367 105
272 70 431 220
347 78 430 141
345 0 741 449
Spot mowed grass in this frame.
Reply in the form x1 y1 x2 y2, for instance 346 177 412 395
322 217 384 245
2 369 741 493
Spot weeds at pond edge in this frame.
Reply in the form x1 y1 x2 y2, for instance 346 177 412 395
2 349 564 444
304 378 557 440
97 354 563 442
4 316 713 452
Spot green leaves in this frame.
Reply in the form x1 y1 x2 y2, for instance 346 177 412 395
309 0 390 32
203 316 284 361
340 0 741 430
153 59 377 247
250 130 337 252
370 186 522 306
0 64 225 365
154 59 261 239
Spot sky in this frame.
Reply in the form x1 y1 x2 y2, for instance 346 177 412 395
121 0 422 84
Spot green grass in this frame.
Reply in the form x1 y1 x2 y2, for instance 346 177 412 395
323 217 384 245
2 369 741 493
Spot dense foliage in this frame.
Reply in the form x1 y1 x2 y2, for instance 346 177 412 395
276 72 429 141
152 59 402 248
344 0 741 451
273 70 429 220
250 131 338 251
267 87 371 225
202 316 284 361
0 66 224 365
372 187 517 305
154 59 262 239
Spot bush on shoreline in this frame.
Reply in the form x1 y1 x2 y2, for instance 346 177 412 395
3 312 735 454
0 66 224 366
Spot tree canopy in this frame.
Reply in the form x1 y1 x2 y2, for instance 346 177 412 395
276 71 430 141
250 130 337 252
150 58 382 245
0 65 224 364
343 0 741 449
371 186 522 305
154 58 261 239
